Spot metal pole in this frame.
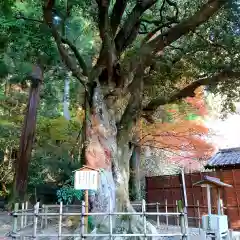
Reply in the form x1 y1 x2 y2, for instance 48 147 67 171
181 169 189 239
181 169 188 207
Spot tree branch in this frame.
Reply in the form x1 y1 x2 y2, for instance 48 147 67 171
165 0 179 20
43 0 87 86
96 0 110 40
114 0 157 53
120 0 228 120
15 14 43 23
124 0 227 81
95 0 118 83
147 0 227 53
143 70 240 116
117 68 145 139
60 37 88 76
194 32 228 52
110 0 128 36
141 20 178 44
14 12 89 77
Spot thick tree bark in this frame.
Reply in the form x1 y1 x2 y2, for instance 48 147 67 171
129 145 142 201
81 86 158 239
13 66 43 202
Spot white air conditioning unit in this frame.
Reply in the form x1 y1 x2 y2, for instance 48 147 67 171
202 214 228 233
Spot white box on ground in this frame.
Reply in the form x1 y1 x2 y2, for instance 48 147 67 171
202 214 228 232
74 170 98 190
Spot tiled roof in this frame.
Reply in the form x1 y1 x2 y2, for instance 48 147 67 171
206 147 240 168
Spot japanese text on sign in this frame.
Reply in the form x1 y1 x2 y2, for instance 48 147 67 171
74 170 98 190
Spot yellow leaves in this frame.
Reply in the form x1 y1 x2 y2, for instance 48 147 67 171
49 116 71 141
0 119 15 126
194 86 204 97
75 107 85 124
47 115 82 142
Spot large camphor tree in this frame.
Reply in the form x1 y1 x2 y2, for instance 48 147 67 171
4 0 240 237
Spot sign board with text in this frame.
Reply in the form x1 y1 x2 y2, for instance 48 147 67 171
74 166 98 190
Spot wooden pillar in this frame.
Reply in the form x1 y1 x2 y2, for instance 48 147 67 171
217 188 221 215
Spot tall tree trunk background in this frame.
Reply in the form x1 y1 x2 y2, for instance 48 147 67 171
63 72 71 120
13 66 43 202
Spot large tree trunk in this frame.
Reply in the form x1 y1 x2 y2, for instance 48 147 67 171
79 86 158 240
13 66 43 202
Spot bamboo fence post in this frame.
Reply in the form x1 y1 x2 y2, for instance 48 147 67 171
24 201 28 227
176 200 179 226
197 200 201 233
109 197 113 239
165 199 168 229
183 206 189 240
58 202 63 239
178 200 187 240
33 202 39 238
12 203 19 237
81 201 85 240
44 205 48 228
220 199 224 215
84 190 88 233
180 212 187 240
41 205 44 229
142 199 147 240
21 202 24 229
156 202 160 228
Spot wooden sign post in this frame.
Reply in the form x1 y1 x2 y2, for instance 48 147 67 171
74 165 99 233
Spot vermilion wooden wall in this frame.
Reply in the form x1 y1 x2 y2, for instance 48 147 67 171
146 170 240 230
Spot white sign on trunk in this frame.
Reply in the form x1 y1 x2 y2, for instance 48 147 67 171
74 170 98 190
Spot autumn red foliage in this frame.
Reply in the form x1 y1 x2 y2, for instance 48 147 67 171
138 87 214 172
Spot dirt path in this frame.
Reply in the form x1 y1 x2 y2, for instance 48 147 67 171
0 211 11 238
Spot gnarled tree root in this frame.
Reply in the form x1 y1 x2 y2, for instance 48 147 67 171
73 213 165 240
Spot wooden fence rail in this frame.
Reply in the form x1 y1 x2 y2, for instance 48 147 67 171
9 200 189 239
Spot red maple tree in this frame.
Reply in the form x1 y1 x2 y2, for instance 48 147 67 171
137 87 214 172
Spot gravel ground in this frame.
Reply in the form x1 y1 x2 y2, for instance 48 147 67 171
0 211 11 237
